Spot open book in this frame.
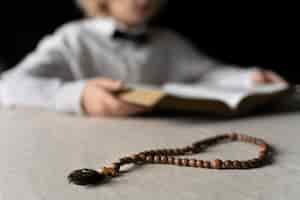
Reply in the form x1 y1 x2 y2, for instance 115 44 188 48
118 81 291 116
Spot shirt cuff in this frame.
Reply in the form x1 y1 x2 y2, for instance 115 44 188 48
54 80 87 115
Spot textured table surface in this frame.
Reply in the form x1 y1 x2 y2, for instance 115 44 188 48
0 97 299 200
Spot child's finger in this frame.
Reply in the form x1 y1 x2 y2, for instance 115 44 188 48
117 102 149 116
264 70 287 83
94 78 124 92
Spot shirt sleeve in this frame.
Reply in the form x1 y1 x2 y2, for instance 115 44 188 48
165 31 258 87
0 24 87 114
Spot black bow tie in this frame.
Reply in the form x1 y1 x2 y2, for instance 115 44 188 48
112 30 150 45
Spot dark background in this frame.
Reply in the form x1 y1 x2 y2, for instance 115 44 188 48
0 1 298 83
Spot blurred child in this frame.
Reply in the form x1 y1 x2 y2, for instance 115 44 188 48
0 0 287 117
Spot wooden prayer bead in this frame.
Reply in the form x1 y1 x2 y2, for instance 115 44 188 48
241 161 250 169
177 158 183 166
112 162 121 173
132 154 139 159
133 155 142 163
259 154 266 160
157 149 165 155
164 149 170 154
229 133 238 140
183 146 193 153
238 134 246 142
138 154 146 160
259 150 268 157
160 156 167 164
190 147 198 154
233 160 242 169
255 139 265 145
188 159 197 167
174 149 182 155
258 158 265 165
253 158 261 165
242 135 249 141
154 156 160 163
182 159 189 166
196 160 204 168
259 150 267 157
211 159 222 169
102 167 118 177
243 136 251 142
174 158 182 166
217 134 228 140
168 157 174 164
248 160 257 168
224 160 233 169
260 144 268 152
191 142 201 149
168 149 176 155
142 151 150 155
149 150 156 155
120 157 132 164
203 161 211 168
146 156 153 163
248 136 254 142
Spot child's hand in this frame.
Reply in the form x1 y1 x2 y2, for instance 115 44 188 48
252 69 288 85
81 78 148 117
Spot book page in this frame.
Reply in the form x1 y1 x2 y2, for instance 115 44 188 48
163 82 289 109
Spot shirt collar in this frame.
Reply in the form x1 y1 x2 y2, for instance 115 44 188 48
85 17 148 39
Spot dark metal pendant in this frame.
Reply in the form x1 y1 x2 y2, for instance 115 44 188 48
68 168 107 186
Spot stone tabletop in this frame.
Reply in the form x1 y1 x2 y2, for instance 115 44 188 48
0 97 299 199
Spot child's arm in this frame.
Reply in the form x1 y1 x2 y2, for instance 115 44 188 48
0 24 148 117
165 31 286 86
0 24 86 114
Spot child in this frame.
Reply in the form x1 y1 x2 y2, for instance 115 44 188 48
0 0 287 117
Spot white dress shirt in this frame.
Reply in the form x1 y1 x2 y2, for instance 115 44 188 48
0 17 256 114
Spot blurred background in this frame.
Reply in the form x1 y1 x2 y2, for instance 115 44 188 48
0 0 298 83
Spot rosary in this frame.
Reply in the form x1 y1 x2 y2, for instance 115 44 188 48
68 133 271 186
